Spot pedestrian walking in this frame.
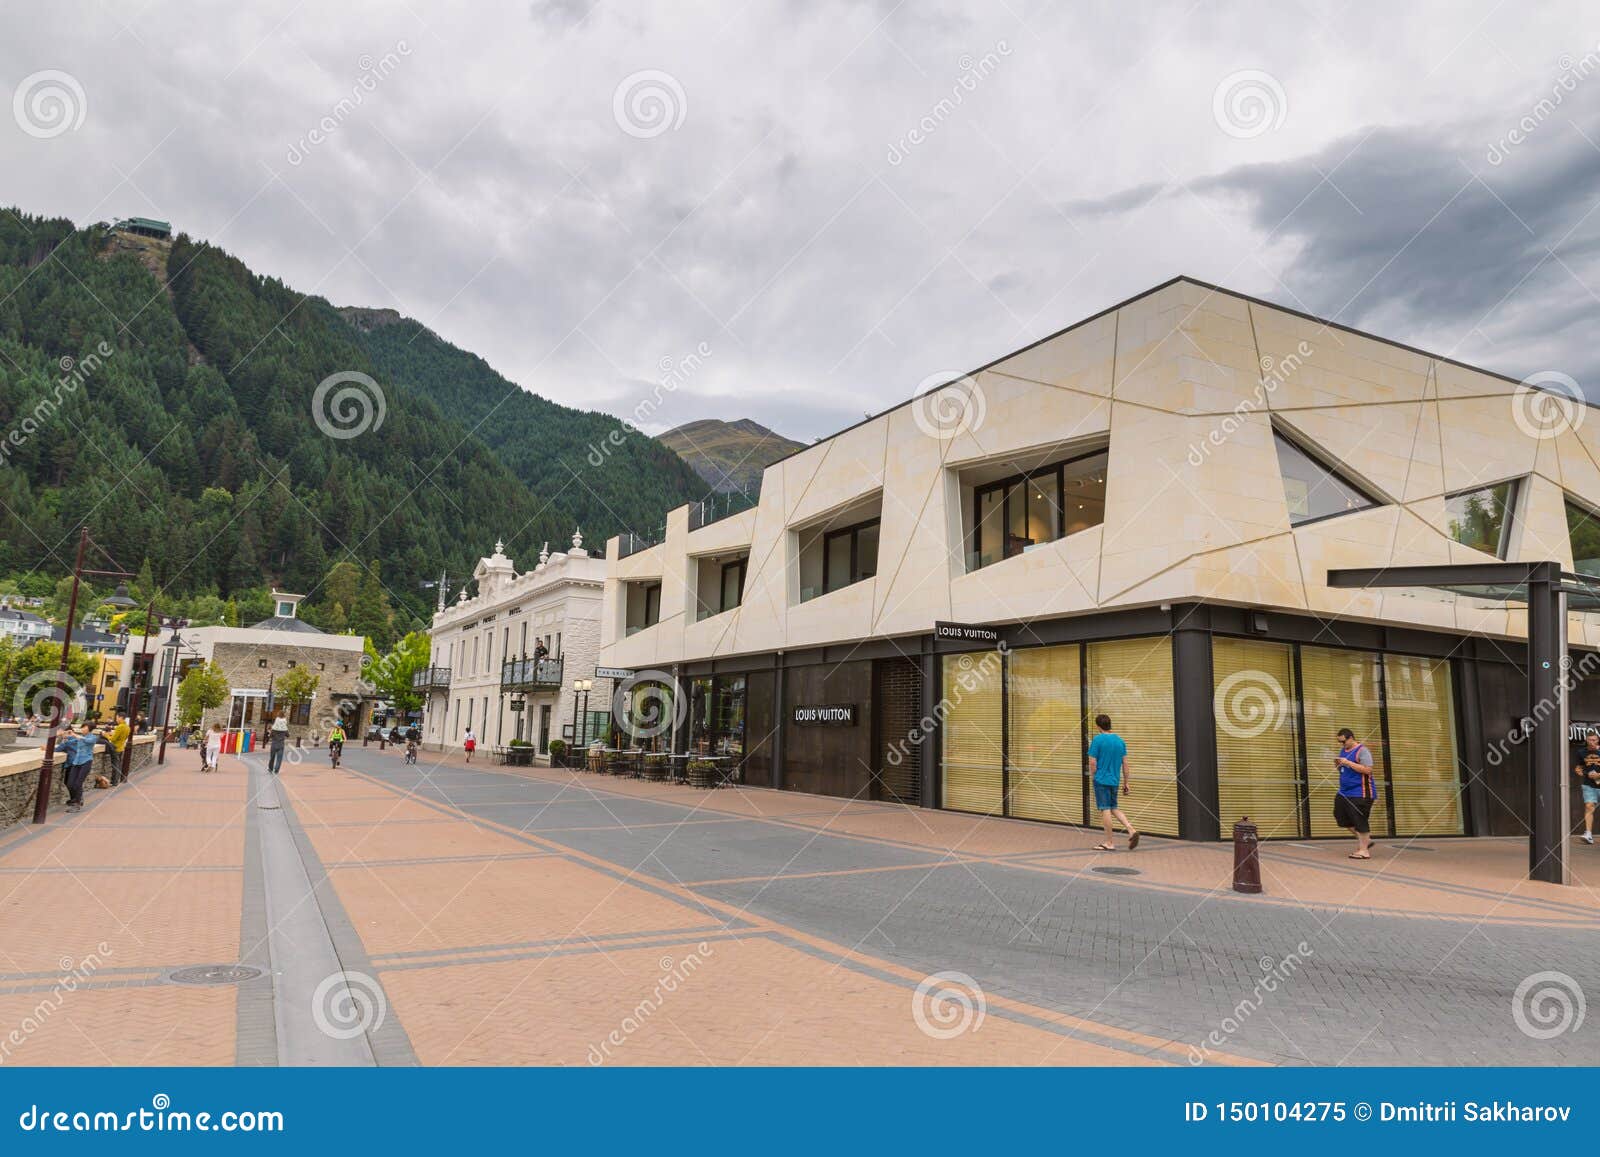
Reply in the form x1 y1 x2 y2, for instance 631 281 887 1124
267 712 290 775
1333 727 1377 859
59 724 104 811
463 728 477 762
203 722 224 773
1087 713 1139 851
1574 730 1600 845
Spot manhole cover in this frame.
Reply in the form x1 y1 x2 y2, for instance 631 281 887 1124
169 965 262 986
1091 865 1142 876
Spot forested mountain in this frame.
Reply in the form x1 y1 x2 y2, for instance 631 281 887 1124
0 209 661 627
343 308 708 535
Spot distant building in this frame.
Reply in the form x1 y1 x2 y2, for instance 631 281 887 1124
421 534 605 754
110 217 172 240
0 608 51 644
123 592 370 742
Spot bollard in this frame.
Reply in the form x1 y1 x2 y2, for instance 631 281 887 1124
1232 816 1262 894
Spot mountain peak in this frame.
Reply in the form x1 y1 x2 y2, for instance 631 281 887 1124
659 419 804 496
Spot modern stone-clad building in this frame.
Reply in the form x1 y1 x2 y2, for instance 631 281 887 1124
598 276 1600 844
419 534 606 754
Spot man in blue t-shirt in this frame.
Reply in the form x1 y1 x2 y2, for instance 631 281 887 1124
1333 727 1376 859
1087 713 1139 851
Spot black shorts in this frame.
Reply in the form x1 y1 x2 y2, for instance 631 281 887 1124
1333 794 1374 833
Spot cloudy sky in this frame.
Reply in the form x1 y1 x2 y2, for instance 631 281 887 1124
4 1 1599 440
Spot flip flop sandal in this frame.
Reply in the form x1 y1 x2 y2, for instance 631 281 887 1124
1348 853 1372 859
1128 832 1141 850
1093 843 1116 851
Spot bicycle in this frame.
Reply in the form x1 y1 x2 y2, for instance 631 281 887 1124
404 741 418 765
329 739 343 768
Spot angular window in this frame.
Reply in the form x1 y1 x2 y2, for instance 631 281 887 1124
821 519 879 595
1567 499 1600 577
1273 428 1380 526
1444 481 1518 558
967 449 1107 571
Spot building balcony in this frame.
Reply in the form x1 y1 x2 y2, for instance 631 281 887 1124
500 655 564 692
412 666 452 692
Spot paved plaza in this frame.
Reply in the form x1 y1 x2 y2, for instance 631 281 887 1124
0 745 1594 1067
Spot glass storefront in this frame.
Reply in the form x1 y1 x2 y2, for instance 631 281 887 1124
939 637 1179 836
1214 639 1463 839
688 675 746 760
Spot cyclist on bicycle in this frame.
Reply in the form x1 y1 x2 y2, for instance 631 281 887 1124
404 722 421 764
327 722 346 767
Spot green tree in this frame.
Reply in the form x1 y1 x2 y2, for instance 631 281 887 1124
320 561 362 618
349 561 394 649
3 640 100 719
274 665 320 716
177 661 230 727
363 631 430 715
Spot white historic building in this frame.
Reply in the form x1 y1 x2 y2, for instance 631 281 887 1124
419 534 605 754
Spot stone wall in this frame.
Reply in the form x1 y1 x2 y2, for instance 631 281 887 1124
0 735 158 831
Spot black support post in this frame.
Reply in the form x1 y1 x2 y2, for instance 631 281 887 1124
1527 562 1569 884
1455 656 1489 837
772 659 786 791
1171 618 1220 840
920 645 938 811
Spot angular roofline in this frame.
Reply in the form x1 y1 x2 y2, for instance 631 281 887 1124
763 274 1551 472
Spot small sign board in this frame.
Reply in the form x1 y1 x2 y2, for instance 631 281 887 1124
934 621 1000 644
595 666 635 680
792 704 858 726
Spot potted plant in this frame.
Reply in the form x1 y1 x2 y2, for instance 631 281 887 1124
547 739 568 768
686 758 717 789
507 738 533 766
641 752 668 782
603 748 627 776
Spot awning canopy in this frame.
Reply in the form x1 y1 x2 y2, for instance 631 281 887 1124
1327 560 1600 612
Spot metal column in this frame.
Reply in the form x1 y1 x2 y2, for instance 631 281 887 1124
1527 562 1569 885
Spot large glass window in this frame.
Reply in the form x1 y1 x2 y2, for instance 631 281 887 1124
1567 499 1600 577
1274 428 1380 525
1213 638 1302 838
1007 645 1083 824
939 651 1004 815
719 559 745 612
1383 656 1462 836
1299 645 1389 839
1444 481 1518 558
1085 638 1179 837
822 519 880 594
970 451 1106 570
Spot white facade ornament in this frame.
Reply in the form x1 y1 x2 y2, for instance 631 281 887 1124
572 527 582 550
539 541 550 565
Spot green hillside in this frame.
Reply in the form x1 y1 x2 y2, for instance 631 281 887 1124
0 209 585 630
659 418 804 496
343 309 708 535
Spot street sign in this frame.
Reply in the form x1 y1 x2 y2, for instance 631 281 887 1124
595 666 634 680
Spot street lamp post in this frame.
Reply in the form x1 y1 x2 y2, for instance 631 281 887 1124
574 679 592 747
31 529 136 824
156 627 196 766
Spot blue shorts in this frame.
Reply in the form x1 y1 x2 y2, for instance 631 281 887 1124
1093 781 1120 811
1582 784 1600 806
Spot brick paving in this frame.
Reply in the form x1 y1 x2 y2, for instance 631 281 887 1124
0 739 1594 1066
